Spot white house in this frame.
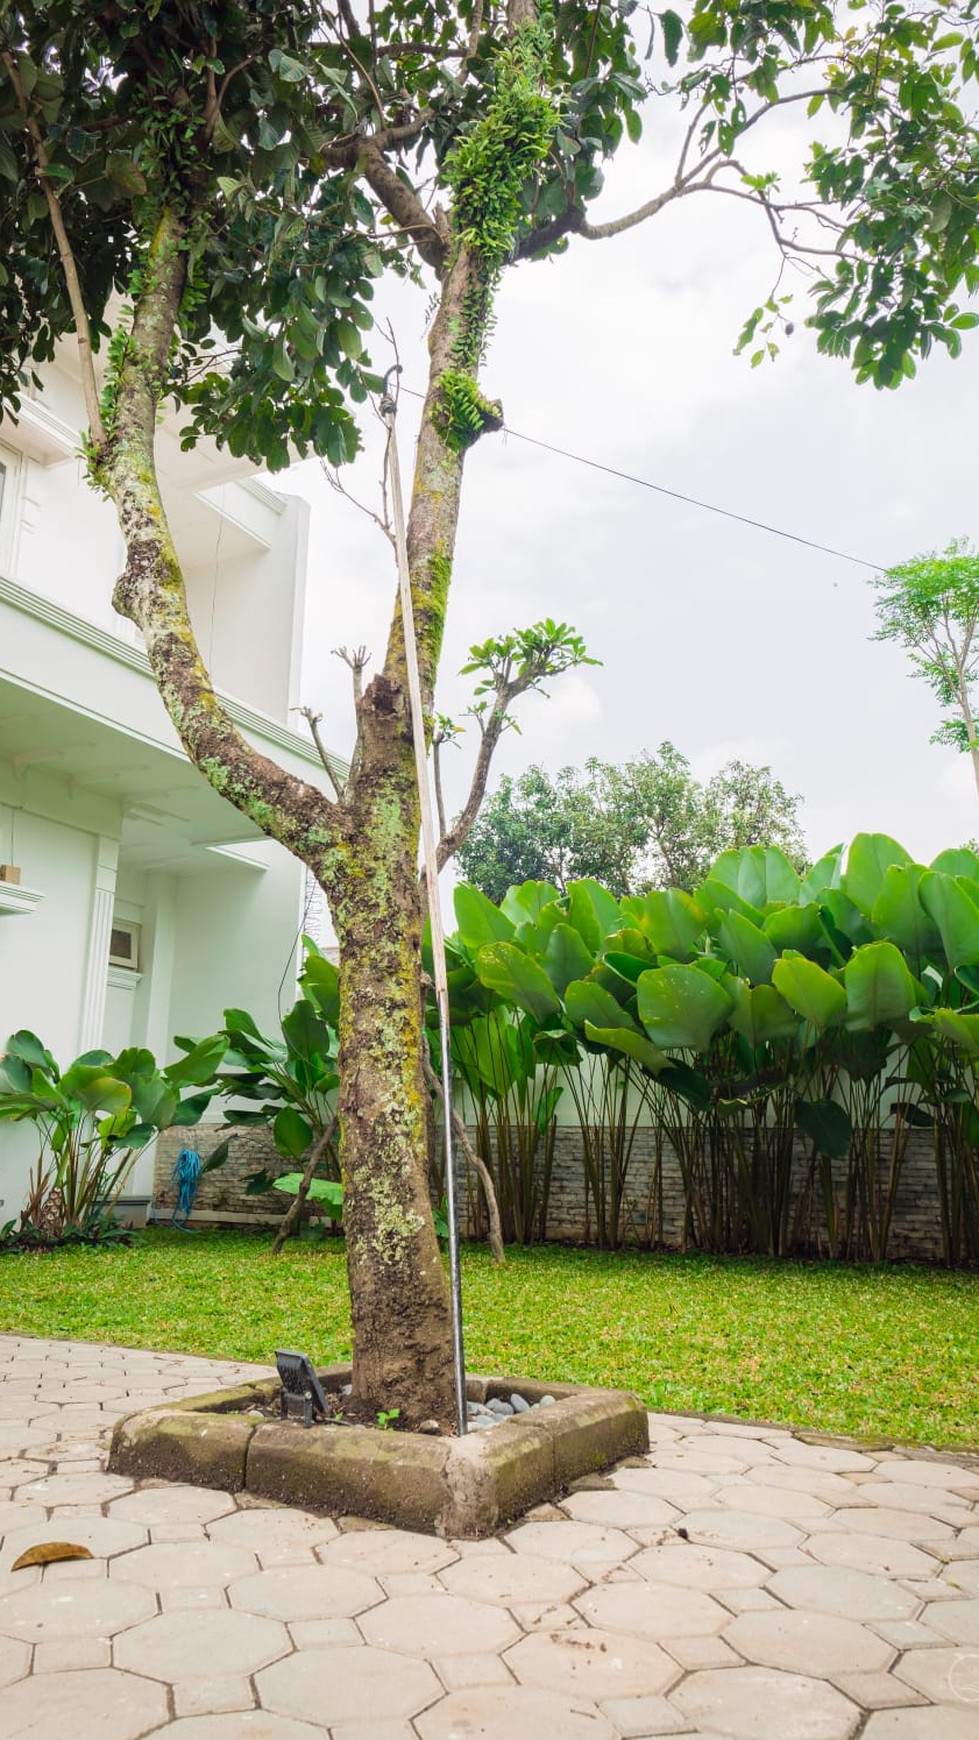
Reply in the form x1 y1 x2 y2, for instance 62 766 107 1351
0 353 335 1216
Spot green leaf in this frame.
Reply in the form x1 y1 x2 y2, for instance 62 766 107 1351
763 904 825 958
795 1099 852 1159
564 979 639 1035
799 845 843 902
713 911 776 985
919 871 979 971
930 848 979 880
637 964 733 1052
871 865 941 968
922 1009 979 1057
281 999 334 1062
726 979 798 1047
543 923 595 995
709 846 800 910
473 943 561 1022
59 1066 131 1116
843 941 918 1030
454 885 515 952
501 881 561 927
273 1106 313 1159
583 1023 668 1073
771 953 846 1031
626 888 705 960
660 8 684 66
565 880 622 953
842 833 913 917
165 1035 227 1087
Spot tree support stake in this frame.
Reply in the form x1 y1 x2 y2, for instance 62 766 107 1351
381 367 468 1437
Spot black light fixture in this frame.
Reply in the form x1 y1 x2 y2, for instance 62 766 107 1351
275 1349 329 1428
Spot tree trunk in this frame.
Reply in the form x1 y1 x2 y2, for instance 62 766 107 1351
325 674 456 1429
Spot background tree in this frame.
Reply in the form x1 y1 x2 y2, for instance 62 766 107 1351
458 744 807 899
872 540 979 806
1 0 977 1426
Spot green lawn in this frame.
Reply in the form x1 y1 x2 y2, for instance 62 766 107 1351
0 1231 977 1450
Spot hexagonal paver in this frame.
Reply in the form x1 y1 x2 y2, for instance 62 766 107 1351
876 1459 979 1493
673 1666 860 1738
0 1666 169 1739
439 1553 586 1608
724 1609 894 1676
614 1465 719 1506
0 1579 156 1641
895 1644 979 1704
504 1520 639 1567
360 1591 519 1656
941 1559 979 1595
416 1687 616 1740
207 1507 339 1566
230 1564 383 1621
776 1442 876 1474
631 1541 769 1591
505 1625 679 1698
575 1581 728 1641
111 1540 259 1589
258 1645 440 1724
0 1634 30 1686
715 1483 831 1520
115 1608 290 1681
830 1506 954 1542
805 1532 940 1578
109 1486 237 1526
863 1715 979 1739
17 1472 134 1506
677 1509 804 1553
161 1718 325 1738
855 1483 975 1523
0 1517 148 1575
766 1565 920 1622
561 1489 680 1530
924 1598 979 1646
317 1528 457 1576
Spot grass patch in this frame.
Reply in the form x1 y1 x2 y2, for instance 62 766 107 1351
0 1232 976 1449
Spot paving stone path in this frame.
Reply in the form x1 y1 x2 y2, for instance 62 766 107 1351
1 1334 978 1737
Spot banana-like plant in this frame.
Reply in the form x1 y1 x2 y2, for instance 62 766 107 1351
0 1031 225 1245
448 830 979 1263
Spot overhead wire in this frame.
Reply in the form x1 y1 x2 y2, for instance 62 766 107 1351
399 385 886 574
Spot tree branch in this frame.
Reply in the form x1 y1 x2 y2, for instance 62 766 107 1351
271 1119 339 1254
0 49 105 445
357 142 448 271
297 706 345 799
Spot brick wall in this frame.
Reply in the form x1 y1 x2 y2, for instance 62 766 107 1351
154 1123 961 1262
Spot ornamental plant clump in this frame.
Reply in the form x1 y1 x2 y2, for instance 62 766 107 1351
0 1030 226 1249
446 835 979 1265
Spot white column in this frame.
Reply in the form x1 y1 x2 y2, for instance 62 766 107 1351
78 834 119 1052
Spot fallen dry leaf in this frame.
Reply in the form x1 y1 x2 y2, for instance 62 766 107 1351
11 1542 94 1571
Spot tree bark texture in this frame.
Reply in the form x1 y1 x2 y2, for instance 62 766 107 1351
323 673 456 1428
96 206 494 1431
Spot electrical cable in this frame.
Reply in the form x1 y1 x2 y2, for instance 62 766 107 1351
399 386 885 574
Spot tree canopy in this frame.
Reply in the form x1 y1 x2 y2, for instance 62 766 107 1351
457 744 808 899
872 538 979 805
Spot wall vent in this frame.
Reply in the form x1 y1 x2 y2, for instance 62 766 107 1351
109 920 140 971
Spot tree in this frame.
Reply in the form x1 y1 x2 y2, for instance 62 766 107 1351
1 1 977 1427
458 744 807 899
872 540 979 806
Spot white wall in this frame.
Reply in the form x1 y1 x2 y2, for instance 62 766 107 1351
167 845 302 1045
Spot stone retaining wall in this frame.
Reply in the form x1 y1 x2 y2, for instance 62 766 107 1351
154 1124 959 1262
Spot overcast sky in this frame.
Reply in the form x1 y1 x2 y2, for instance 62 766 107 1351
277 102 979 873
